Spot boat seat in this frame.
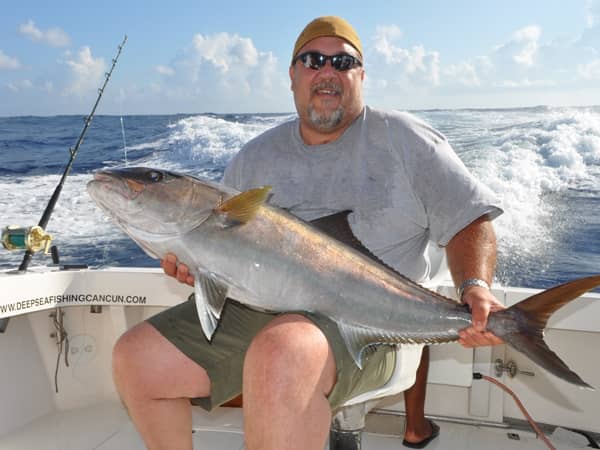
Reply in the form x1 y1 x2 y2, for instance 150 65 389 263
329 400 375 449
328 345 424 450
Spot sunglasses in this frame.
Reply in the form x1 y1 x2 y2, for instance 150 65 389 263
293 51 363 72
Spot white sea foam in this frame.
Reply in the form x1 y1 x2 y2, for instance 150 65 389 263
1 114 295 268
2 109 598 284
151 114 294 175
462 108 600 274
0 173 127 268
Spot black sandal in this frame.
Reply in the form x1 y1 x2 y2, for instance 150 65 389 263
402 420 440 449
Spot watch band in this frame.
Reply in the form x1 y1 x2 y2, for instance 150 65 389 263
457 278 490 301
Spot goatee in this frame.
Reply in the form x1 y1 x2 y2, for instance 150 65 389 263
307 81 345 131
307 105 344 131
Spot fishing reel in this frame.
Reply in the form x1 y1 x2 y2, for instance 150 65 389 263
1 225 53 254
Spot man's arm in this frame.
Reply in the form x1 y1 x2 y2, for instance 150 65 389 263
445 215 504 347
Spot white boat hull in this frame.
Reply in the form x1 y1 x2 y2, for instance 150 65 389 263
1 266 599 449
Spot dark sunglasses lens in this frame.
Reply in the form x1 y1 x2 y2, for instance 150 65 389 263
298 52 360 71
300 53 324 70
332 55 355 71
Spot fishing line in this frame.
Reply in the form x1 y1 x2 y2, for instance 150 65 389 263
120 116 128 166
119 95 128 166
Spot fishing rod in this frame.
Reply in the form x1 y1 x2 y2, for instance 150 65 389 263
0 35 127 333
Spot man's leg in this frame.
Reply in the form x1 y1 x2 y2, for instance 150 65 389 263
403 346 434 444
243 314 337 450
112 321 211 450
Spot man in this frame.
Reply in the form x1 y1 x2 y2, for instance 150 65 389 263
112 16 504 450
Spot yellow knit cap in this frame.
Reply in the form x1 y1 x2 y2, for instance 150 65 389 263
292 16 363 62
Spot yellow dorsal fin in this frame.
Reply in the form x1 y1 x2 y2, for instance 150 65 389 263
216 186 272 223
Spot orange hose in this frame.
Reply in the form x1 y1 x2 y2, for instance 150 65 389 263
480 374 556 450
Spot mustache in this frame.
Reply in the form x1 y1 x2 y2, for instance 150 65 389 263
311 81 342 95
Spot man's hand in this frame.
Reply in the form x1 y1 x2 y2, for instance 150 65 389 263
160 253 195 286
445 216 503 348
458 286 505 347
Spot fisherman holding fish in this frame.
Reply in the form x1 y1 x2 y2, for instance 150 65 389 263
112 16 505 450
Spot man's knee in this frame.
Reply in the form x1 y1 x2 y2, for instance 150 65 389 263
247 314 331 363
112 323 147 384
244 314 336 394
112 322 166 392
113 321 212 400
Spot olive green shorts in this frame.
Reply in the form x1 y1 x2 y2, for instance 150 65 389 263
147 297 396 412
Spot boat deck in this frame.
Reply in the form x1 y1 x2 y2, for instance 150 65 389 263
0 401 595 450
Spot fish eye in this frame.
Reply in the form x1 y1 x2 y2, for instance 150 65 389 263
147 170 163 183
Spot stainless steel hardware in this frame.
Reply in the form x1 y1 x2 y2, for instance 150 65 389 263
494 358 535 378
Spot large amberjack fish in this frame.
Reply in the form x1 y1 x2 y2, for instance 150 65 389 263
87 167 600 389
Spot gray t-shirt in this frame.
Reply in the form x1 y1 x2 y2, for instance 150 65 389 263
223 106 502 282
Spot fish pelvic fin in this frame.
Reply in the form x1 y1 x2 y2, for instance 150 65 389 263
193 269 229 341
489 274 600 389
216 186 272 225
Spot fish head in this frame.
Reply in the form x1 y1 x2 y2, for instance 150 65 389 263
87 167 229 239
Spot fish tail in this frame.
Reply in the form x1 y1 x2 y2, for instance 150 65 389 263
489 275 600 389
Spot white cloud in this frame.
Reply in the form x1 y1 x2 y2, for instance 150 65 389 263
512 25 542 42
372 24 403 62
371 25 440 86
364 20 593 108
493 25 542 67
192 32 258 73
578 59 600 79
513 26 541 66
435 25 552 93
586 0 600 27
63 46 105 96
43 81 54 93
19 20 71 47
493 78 556 88
5 79 55 94
444 62 481 87
156 65 174 76
152 32 288 112
475 55 494 74
7 79 33 92
0 50 21 70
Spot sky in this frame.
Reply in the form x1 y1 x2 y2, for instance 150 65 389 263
1 0 599 116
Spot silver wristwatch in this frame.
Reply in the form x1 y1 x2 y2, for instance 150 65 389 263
457 278 490 301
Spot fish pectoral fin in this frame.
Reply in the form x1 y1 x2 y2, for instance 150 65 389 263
193 270 229 341
215 186 272 225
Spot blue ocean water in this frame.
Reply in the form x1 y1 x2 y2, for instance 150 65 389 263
1 107 599 290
